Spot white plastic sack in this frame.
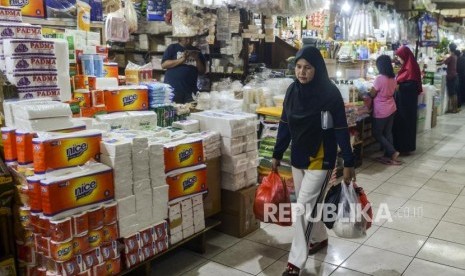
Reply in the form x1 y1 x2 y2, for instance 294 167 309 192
333 181 367 238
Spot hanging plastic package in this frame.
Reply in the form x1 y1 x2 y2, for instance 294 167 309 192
147 0 167 21
105 7 130 42
418 13 439 47
45 0 76 19
123 0 138 33
77 0 91 31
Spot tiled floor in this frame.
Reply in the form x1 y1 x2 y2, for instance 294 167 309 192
152 112 465 275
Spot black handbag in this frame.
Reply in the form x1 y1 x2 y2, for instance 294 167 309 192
322 183 342 229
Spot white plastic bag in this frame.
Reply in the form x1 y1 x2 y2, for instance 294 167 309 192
333 181 367 238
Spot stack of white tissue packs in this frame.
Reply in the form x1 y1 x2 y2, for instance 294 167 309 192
190 110 259 191
169 194 205 244
4 99 86 132
1 26 72 101
189 130 222 160
100 130 170 237
100 137 136 236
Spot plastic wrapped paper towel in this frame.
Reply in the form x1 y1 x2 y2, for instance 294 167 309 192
172 119 200 133
13 100 72 120
127 111 157 130
96 112 131 130
190 110 256 138
15 117 73 132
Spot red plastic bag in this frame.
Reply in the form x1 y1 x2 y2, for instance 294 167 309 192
254 171 292 226
353 182 373 230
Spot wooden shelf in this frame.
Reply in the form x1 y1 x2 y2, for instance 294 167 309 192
109 49 165 55
23 17 103 28
118 218 221 276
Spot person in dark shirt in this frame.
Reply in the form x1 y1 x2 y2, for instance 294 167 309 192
161 35 206 103
443 43 459 113
271 46 355 276
456 49 465 107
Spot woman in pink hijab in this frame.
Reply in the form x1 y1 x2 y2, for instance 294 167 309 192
393 46 422 155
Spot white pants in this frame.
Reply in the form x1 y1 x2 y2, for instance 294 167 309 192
288 167 332 269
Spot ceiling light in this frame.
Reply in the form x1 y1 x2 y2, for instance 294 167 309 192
342 1 351 12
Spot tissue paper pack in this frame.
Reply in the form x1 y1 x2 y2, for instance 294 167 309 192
100 153 132 170
221 136 245 156
15 116 73 132
135 190 152 212
190 111 256 138
13 100 71 120
51 119 87 133
163 138 204 173
165 165 207 203
0 1 45 18
246 150 260 167
182 209 193 230
0 23 42 38
182 226 194 239
152 185 169 222
95 77 118 89
32 130 102 174
18 88 61 101
134 179 151 194
127 111 157 130
221 153 248 174
0 6 21 22
103 86 149 113
96 112 131 130
114 181 133 199
100 137 132 157
8 72 58 88
172 120 200 133
118 214 138 237
15 130 35 165
221 171 246 191
3 39 56 56
5 56 57 73
117 195 136 219
40 163 114 218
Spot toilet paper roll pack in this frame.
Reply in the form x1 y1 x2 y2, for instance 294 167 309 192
163 138 204 173
39 164 114 218
103 87 149 113
16 130 35 165
165 165 208 203
32 130 102 174
1 127 17 163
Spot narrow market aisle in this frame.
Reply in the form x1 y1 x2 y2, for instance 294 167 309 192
151 111 465 276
